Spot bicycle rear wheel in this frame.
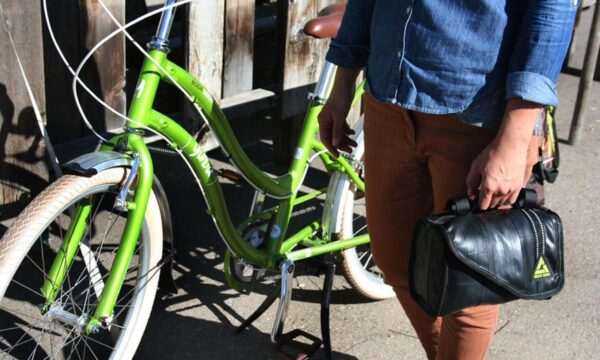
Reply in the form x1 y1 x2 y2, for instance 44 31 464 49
0 168 163 359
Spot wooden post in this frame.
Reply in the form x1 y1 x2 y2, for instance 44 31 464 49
275 0 344 163
223 0 255 98
280 0 336 118
187 0 225 103
186 0 225 149
0 1 49 219
81 0 126 132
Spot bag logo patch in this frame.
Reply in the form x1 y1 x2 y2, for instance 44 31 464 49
533 256 552 279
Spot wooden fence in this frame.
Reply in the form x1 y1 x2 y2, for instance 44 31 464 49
0 0 349 214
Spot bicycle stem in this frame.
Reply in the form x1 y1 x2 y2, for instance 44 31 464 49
148 0 178 53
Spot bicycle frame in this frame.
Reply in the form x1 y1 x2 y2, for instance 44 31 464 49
41 8 367 333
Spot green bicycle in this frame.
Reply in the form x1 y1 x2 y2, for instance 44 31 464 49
0 1 393 358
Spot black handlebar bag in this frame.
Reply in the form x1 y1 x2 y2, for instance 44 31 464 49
409 189 564 317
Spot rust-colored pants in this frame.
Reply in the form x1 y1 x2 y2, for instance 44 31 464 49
363 93 499 360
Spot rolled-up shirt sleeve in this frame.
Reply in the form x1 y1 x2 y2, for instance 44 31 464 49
325 0 375 68
506 0 579 106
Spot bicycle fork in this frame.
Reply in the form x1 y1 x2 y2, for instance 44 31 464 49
40 142 154 334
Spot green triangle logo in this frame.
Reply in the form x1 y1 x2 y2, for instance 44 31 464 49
533 256 552 279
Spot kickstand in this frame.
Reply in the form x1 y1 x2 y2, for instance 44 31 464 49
235 258 337 360
320 260 335 360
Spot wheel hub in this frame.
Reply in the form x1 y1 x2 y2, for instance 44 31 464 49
45 303 88 333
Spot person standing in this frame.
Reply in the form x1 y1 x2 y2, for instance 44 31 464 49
318 1 578 359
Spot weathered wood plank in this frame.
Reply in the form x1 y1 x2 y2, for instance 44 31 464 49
0 0 49 216
81 0 126 132
223 0 255 98
185 0 225 150
275 0 340 162
187 0 225 102
281 0 336 109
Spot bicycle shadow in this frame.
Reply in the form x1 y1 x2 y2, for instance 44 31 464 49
0 83 51 231
140 140 361 359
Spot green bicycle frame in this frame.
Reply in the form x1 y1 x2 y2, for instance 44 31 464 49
41 49 368 331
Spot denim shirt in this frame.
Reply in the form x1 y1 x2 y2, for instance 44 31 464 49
326 0 579 128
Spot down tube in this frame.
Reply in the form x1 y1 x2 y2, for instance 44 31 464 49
148 110 278 269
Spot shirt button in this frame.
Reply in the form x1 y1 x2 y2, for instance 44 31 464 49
391 98 398 104
406 6 411 14
397 51 402 58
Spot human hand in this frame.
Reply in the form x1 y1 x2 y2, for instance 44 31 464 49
318 68 361 157
466 139 532 210
466 99 542 210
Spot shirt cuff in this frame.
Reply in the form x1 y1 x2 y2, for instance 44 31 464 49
505 71 558 106
325 40 370 68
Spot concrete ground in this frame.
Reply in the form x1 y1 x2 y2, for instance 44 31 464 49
134 21 600 360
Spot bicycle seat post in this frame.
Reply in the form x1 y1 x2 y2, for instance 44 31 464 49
148 0 178 52
308 61 337 105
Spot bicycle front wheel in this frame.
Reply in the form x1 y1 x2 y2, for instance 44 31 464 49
0 168 163 359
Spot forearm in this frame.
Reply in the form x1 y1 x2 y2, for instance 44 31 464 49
332 67 362 93
494 98 542 148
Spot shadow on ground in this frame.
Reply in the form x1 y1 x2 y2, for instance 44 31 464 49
136 140 361 359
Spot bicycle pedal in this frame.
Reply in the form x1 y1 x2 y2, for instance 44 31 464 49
275 329 322 360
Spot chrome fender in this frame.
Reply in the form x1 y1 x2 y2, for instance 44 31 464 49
63 151 133 176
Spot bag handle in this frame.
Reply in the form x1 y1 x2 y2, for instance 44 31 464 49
446 188 538 214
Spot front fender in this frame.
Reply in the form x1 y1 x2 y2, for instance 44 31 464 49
63 151 133 176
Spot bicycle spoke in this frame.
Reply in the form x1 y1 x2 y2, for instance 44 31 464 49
0 325 22 334
44 325 78 360
10 279 45 299
113 265 160 321
79 334 115 351
66 271 84 316
27 336 42 360
353 224 368 237
67 333 86 360
0 306 49 326
81 337 101 360
39 235 47 280
4 316 54 357
363 253 373 269
357 249 370 262
7 333 37 355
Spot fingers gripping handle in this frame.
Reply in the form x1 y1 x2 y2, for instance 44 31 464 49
446 188 538 214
